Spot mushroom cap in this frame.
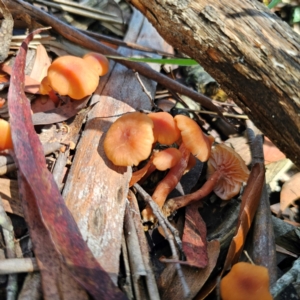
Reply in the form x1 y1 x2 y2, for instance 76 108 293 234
207 144 249 200
103 112 154 166
82 52 110 76
174 115 213 162
39 76 52 95
152 148 182 171
148 112 181 145
220 262 272 300
47 55 99 100
0 119 13 150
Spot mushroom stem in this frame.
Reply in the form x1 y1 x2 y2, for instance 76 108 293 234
163 144 250 217
129 159 154 187
163 170 221 216
141 143 190 222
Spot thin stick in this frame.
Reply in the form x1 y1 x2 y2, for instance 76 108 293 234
243 250 254 265
135 72 156 108
178 108 249 119
81 29 177 57
0 195 18 300
31 0 123 23
134 184 190 298
270 256 300 297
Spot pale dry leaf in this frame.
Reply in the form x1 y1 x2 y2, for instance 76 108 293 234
280 172 300 211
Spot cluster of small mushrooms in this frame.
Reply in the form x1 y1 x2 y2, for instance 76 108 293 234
0 52 110 151
0 50 273 299
40 52 109 100
103 111 250 222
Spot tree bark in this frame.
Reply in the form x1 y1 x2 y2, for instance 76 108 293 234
131 0 300 168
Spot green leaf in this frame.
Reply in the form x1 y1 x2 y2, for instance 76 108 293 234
106 55 198 66
268 0 281 9
292 7 300 24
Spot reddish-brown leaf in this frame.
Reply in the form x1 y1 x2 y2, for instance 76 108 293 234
8 29 126 300
223 163 265 271
182 203 208 268
29 44 51 82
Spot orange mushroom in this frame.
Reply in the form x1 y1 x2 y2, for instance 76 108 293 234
0 119 13 150
142 143 190 222
174 115 214 162
39 76 59 104
220 262 273 300
148 112 181 145
163 144 249 216
103 112 154 166
153 148 182 170
129 148 182 186
41 55 100 100
82 52 110 76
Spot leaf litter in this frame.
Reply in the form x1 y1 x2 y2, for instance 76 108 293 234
0 2 299 299
7 28 126 300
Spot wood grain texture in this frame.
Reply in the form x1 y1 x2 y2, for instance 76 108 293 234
133 0 300 168
62 10 171 284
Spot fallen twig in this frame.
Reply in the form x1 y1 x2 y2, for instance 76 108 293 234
0 257 39 275
270 256 300 297
133 183 190 298
0 195 18 300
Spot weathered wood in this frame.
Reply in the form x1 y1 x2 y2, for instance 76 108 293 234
62 10 171 284
132 0 300 168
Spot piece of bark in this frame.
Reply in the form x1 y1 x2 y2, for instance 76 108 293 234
0 0 13 63
127 191 160 300
62 10 170 284
131 0 300 169
124 202 147 300
0 178 23 217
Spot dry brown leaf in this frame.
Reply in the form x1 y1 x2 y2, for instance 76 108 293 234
1 64 40 94
182 203 208 268
263 136 286 164
158 240 220 300
223 163 265 271
29 44 51 82
280 172 300 211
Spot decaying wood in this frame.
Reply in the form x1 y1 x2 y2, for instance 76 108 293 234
131 0 300 168
62 10 170 284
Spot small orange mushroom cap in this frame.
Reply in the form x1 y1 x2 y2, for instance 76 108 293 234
220 262 273 300
152 148 182 171
207 144 249 200
39 76 52 95
82 52 110 76
103 112 154 166
46 55 99 100
0 119 13 150
148 112 181 145
174 115 213 162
